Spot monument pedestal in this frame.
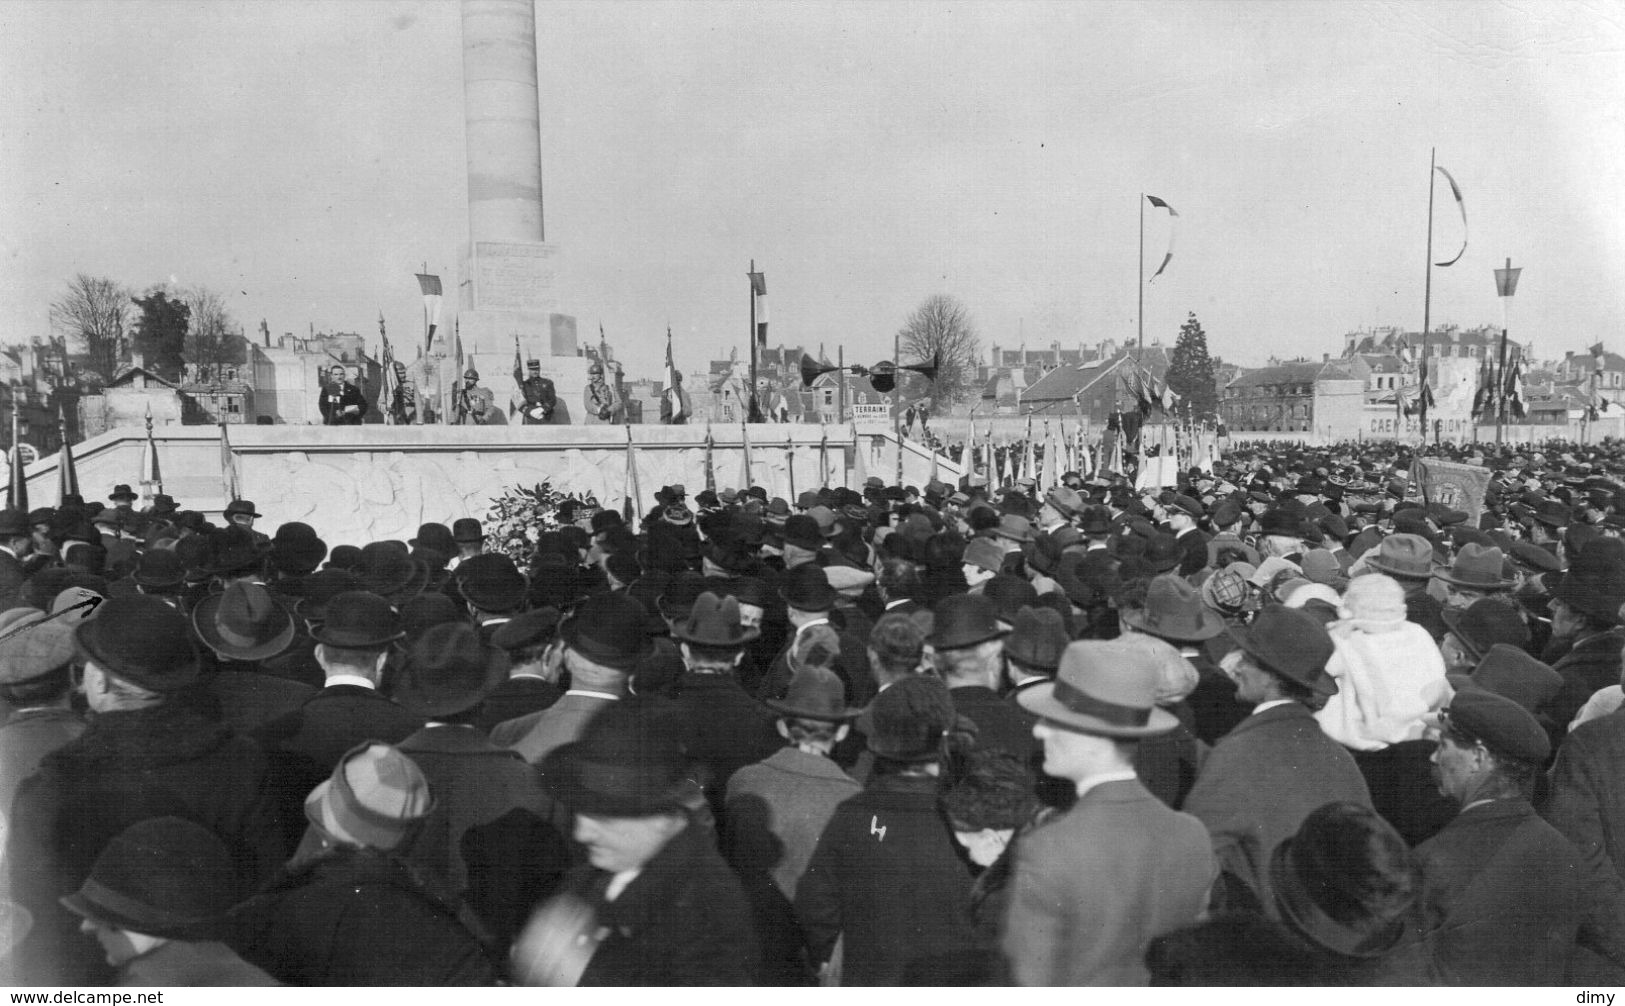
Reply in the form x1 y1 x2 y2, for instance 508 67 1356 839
458 238 582 421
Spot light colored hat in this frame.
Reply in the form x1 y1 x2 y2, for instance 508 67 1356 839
1017 638 1180 737
306 742 434 851
1340 573 1406 623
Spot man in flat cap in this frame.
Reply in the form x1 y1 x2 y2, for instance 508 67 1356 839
1004 638 1217 985
1416 686 1625 983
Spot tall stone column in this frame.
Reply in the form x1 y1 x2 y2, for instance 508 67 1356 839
457 0 582 417
463 0 544 245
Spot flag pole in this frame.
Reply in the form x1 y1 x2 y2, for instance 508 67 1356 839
894 329 904 486
1137 193 1145 355
747 260 759 424
1421 147 1436 448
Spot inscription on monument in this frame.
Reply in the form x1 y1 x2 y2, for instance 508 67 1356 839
474 241 557 312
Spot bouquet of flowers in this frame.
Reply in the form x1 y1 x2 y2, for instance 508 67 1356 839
483 482 596 562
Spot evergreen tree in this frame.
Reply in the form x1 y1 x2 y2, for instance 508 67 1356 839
131 290 191 381
1167 312 1218 420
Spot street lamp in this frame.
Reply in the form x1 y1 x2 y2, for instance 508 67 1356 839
1494 257 1521 447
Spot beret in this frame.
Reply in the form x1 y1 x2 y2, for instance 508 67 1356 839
1447 686 1550 764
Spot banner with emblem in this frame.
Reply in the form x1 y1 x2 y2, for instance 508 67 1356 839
1413 458 1492 522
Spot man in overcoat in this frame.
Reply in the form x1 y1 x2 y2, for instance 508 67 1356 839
1181 604 1371 914
1004 638 1217 985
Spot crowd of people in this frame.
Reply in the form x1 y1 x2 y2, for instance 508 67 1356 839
4 436 1625 986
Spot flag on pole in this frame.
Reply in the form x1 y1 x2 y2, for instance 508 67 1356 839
622 424 643 526
1041 421 1058 491
661 326 686 424
1145 195 1179 282
219 418 240 502
819 424 830 490
1505 357 1527 420
1022 415 1036 481
984 422 994 483
787 432 798 500
55 404 78 502
850 421 868 490
1432 166 1468 267
381 316 399 425
749 272 768 344
139 403 163 502
417 273 442 354
703 421 717 494
7 410 26 513
740 420 754 490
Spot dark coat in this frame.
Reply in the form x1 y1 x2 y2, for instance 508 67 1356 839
202 668 317 736
318 381 368 425
395 724 570 947
1175 527 1212 577
1135 715 1205 810
1182 702 1372 912
1549 706 1625 885
7 702 285 984
950 684 1037 761
227 846 498 985
1352 739 1458 847
470 676 560 734
1148 909 1438 986
1414 798 1595 984
670 672 784 813
555 820 760 985
1544 628 1625 747
490 691 618 765
0 548 26 612
795 773 979 986
254 683 424 855
1405 588 1449 643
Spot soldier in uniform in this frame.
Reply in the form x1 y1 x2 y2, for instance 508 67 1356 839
455 368 502 426
319 365 367 425
583 362 620 425
516 359 558 425
387 361 419 425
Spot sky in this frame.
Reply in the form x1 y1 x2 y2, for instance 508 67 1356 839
3 0 1622 382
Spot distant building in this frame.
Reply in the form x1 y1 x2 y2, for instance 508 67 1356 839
1221 355 1371 439
1016 345 1175 427
247 331 382 424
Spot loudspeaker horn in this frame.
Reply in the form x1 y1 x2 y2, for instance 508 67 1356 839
800 353 840 388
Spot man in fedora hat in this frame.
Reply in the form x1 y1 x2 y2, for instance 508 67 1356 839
7 595 284 984
254 590 423 850
229 742 498 984
452 552 529 643
1432 543 1516 612
1182 605 1372 916
61 817 278 985
193 580 312 735
668 592 780 814
1541 538 1625 734
932 593 1028 759
491 592 650 765
1415 686 1625 983
796 675 980 986
724 643 862 983
519 700 758 985
1004 638 1217 985
392 622 567 947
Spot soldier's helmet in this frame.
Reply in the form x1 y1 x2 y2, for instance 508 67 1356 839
589 363 604 376
527 359 541 372
463 368 479 381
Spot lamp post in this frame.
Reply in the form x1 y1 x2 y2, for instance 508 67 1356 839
1494 258 1521 447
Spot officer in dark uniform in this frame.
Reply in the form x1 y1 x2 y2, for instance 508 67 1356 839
516 359 558 425
319 365 367 425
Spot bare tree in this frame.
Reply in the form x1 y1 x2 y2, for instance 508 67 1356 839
49 274 129 381
896 294 982 413
181 284 243 377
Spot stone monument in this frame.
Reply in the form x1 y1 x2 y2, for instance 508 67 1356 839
454 0 583 420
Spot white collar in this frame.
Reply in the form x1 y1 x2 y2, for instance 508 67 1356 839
1250 698 1295 717
324 674 376 691
564 688 620 701
1075 769 1139 801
